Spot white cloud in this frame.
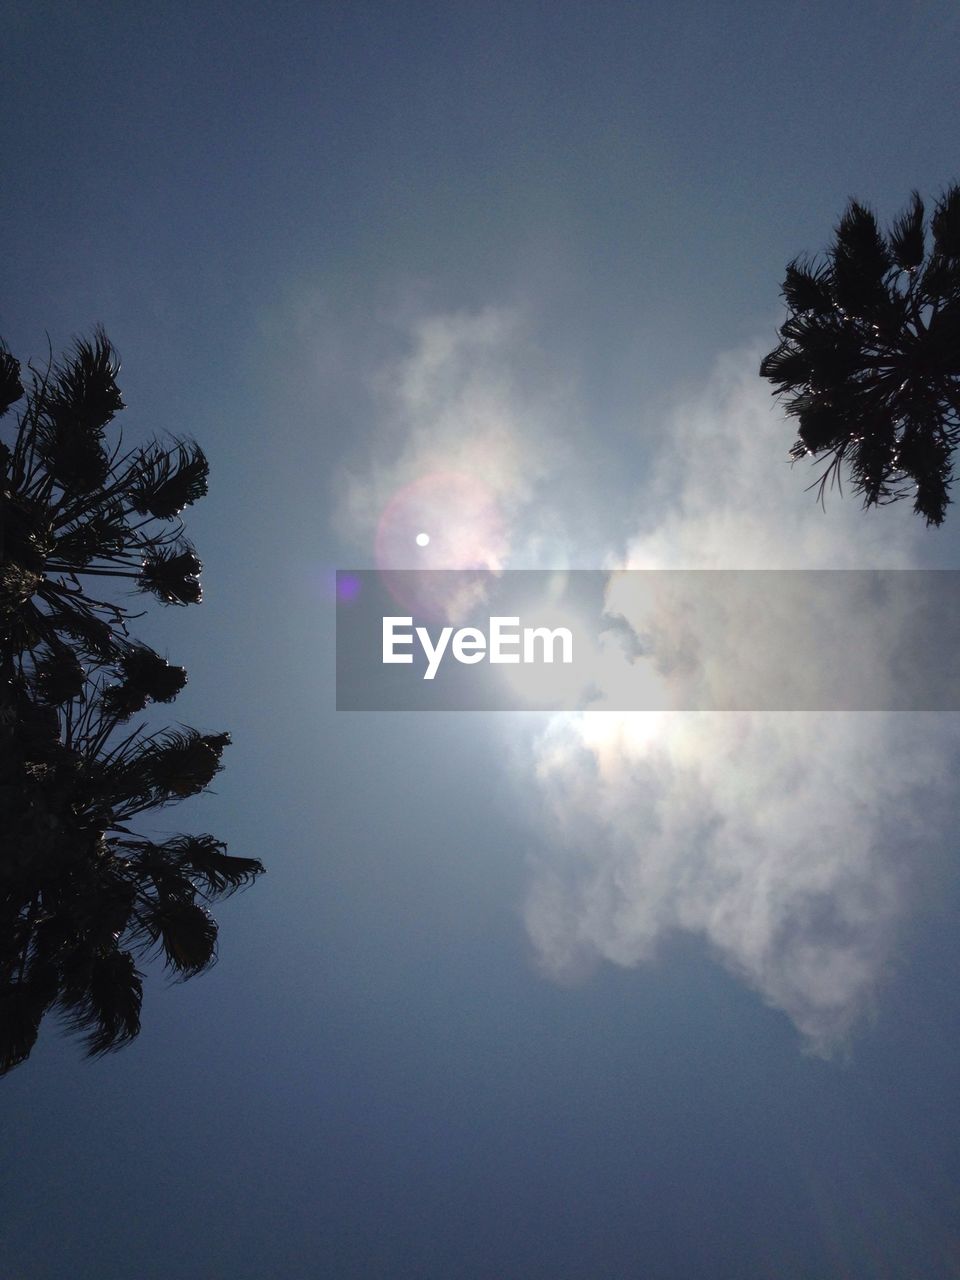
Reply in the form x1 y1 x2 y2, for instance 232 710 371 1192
337 308 960 1053
335 306 566 574
524 347 959 1053
525 708 951 1051
620 344 925 571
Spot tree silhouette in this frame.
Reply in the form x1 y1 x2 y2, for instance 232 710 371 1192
1 332 263 1073
760 185 960 525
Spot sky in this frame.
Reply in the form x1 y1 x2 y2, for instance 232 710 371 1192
4 2 960 1276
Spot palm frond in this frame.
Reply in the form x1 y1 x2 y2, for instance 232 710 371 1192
47 329 123 435
889 190 926 270
101 646 187 716
102 727 230 814
57 945 143 1058
795 402 847 454
142 730 228 798
129 441 209 520
33 332 123 495
914 471 951 525
42 605 120 661
0 982 48 1075
138 546 203 605
144 900 219 976
848 420 898 507
831 200 891 317
0 347 24 417
53 504 129 567
898 419 953 526
162 834 265 898
34 650 86 704
931 184 960 260
758 342 810 392
781 259 834 314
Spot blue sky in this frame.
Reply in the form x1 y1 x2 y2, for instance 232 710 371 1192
4 2 960 1276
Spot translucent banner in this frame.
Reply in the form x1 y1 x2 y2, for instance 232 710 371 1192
335 570 960 711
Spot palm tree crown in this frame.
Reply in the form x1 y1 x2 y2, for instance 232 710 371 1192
760 185 960 525
1 332 263 1073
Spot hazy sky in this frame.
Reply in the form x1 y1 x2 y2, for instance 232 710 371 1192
4 3 960 1277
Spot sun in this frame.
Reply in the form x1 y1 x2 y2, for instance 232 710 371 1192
375 470 506 570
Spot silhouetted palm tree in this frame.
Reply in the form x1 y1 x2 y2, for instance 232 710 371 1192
1 331 206 670
1 333 263 1072
760 185 960 525
1 669 262 1068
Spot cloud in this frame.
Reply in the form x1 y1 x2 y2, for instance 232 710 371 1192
335 306 568 574
619 343 925 572
523 346 959 1053
335 306 959 1054
525 708 952 1051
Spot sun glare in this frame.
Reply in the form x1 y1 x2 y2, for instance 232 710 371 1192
375 470 506 570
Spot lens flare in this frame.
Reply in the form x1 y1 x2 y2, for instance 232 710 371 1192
375 471 508 619
375 470 506 571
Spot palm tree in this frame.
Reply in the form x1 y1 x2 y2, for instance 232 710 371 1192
1 667 262 1070
1 333 263 1072
760 185 960 525
1 331 206 671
